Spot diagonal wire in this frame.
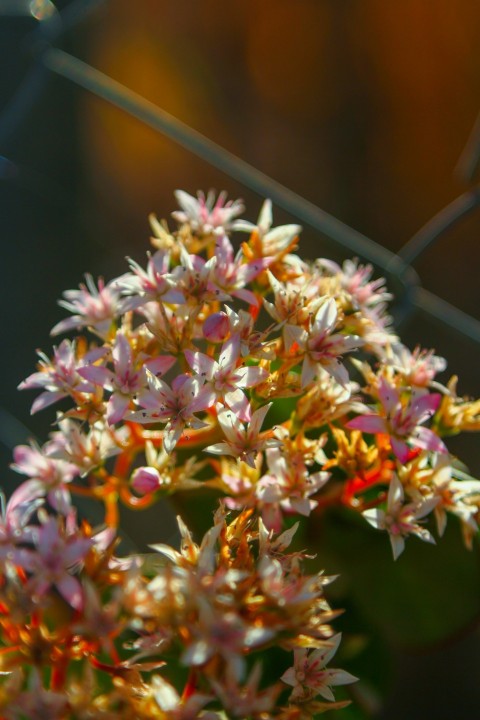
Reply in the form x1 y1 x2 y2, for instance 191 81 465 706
395 186 480 267
42 49 418 290
414 287 480 341
41 47 480 343
456 109 480 184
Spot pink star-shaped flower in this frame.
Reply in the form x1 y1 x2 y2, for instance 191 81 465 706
347 377 447 462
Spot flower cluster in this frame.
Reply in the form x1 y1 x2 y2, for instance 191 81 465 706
1 189 480 716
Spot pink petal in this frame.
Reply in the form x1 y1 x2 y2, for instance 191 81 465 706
204 441 233 456
8 478 45 508
64 538 92 566
232 287 259 306
31 390 66 414
219 334 240 369
280 667 297 687
284 324 307 352
50 316 80 336
184 349 216 379
390 534 405 560
390 437 411 463
234 365 268 388
378 378 400 416
324 358 350 387
224 388 251 421
191 386 216 413
56 574 84 611
112 333 132 378
237 258 271 284
145 355 176 376
163 423 184 454
387 475 404 507
363 508 385 530
288 497 314 516
107 392 130 425
346 415 387 434
412 427 448 454
410 392 441 422
261 503 283 532
313 297 337 333
249 403 272 438
217 410 244 444
77 365 112 388
18 370 49 390
12 445 41 475
47 486 72 515
300 356 317 388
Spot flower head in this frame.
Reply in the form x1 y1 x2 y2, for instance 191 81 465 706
132 372 211 452
205 403 279 468
172 189 245 235
281 634 357 702
51 275 132 338
347 376 447 462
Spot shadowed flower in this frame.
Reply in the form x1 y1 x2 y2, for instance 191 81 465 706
208 662 282 718
363 474 438 559
385 343 447 390
46 417 124 473
3 669 69 720
18 339 101 415
11 441 79 514
16 514 92 611
256 444 329 531
150 674 219 719
51 274 132 338
281 634 357 702
115 249 184 308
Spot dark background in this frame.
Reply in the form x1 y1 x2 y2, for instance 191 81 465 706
1 2 480 718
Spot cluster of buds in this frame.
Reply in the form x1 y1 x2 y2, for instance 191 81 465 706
1 189 480 717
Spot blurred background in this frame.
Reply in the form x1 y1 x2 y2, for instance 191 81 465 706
1 1 480 717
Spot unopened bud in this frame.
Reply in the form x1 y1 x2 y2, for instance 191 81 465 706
203 312 229 343
131 466 161 495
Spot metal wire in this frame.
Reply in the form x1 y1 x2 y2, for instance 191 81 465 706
41 45 480 342
456 109 480 184
395 186 480 267
42 49 417 286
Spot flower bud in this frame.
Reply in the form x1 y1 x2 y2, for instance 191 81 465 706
203 311 229 343
131 466 161 495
